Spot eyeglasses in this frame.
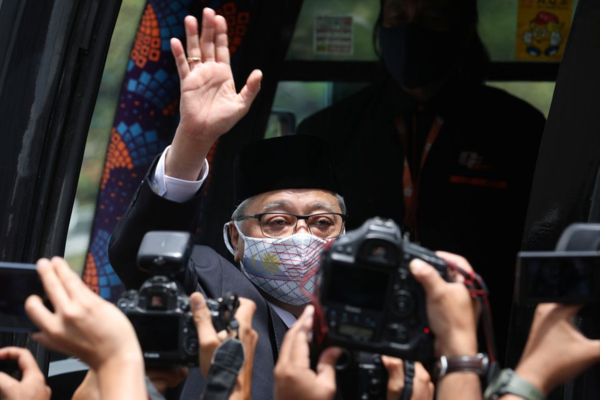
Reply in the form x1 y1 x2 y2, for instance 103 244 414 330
235 212 347 239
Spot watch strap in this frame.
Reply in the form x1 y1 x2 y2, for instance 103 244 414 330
436 353 489 379
484 369 545 400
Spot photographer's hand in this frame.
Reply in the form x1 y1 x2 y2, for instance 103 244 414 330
274 305 342 400
504 303 600 397
146 366 189 394
191 292 258 400
72 370 100 400
0 347 50 400
167 9 262 181
410 256 480 400
381 357 434 400
25 257 147 400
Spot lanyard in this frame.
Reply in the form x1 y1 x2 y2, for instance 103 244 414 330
394 113 444 240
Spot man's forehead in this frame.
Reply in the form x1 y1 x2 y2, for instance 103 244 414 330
247 189 340 212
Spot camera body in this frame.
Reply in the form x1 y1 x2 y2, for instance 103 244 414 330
118 276 200 366
117 231 234 366
317 217 447 361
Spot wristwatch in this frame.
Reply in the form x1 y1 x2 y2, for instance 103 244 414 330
435 353 489 379
484 368 545 400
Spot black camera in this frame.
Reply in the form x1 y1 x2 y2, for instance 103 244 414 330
517 223 600 305
316 217 447 361
117 231 238 366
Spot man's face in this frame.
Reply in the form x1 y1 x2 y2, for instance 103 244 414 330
382 0 465 32
230 189 343 262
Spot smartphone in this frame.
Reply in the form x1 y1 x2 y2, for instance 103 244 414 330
516 251 600 305
0 262 45 332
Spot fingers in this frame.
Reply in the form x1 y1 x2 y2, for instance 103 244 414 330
5 347 42 381
413 362 434 400
191 292 218 340
278 305 314 366
435 251 474 284
239 69 263 109
191 292 220 376
315 346 342 391
146 366 189 393
25 295 56 334
200 8 216 62
184 16 201 60
235 298 257 334
435 251 474 273
171 38 190 80
214 15 229 64
410 259 446 299
381 356 404 399
52 257 93 304
36 258 70 307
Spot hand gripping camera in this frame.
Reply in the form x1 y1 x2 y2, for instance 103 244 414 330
117 231 239 367
315 217 448 361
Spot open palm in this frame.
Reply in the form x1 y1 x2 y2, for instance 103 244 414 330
171 9 262 144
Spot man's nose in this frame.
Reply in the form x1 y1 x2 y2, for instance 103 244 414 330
295 219 311 234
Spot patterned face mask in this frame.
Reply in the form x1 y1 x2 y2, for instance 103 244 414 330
223 222 329 306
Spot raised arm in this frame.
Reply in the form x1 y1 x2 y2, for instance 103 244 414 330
108 8 262 289
167 8 262 180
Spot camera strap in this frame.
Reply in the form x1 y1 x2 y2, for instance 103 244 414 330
202 338 245 400
399 360 415 400
447 262 498 367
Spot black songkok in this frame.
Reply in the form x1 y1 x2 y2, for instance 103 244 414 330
233 135 341 206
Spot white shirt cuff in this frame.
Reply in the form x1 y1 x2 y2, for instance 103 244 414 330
151 145 209 203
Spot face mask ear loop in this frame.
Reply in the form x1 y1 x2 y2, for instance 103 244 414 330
223 222 237 256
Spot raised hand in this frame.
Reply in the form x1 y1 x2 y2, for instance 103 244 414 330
168 8 263 181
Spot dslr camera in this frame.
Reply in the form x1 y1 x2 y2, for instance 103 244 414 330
316 217 447 361
117 231 239 366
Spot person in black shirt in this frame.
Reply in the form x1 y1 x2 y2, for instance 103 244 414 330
297 0 546 361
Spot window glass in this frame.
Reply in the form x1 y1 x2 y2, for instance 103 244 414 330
286 0 380 61
487 81 555 117
266 80 554 138
265 81 371 138
286 0 579 63
479 0 578 62
64 0 146 273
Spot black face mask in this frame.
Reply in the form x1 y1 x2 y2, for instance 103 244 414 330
379 24 468 89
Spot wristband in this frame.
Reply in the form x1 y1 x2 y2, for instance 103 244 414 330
435 353 489 379
484 368 545 400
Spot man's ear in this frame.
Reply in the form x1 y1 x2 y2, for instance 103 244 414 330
229 221 243 263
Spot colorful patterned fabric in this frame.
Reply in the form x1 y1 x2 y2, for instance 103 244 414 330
84 0 254 301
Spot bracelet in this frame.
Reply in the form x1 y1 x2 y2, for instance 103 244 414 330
484 368 545 400
435 353 489 379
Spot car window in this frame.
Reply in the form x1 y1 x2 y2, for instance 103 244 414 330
64 0 146 274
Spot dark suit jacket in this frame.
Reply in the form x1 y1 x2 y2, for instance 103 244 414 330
108 162 288 400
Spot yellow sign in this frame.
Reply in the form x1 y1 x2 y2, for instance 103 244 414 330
516 0 573 61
